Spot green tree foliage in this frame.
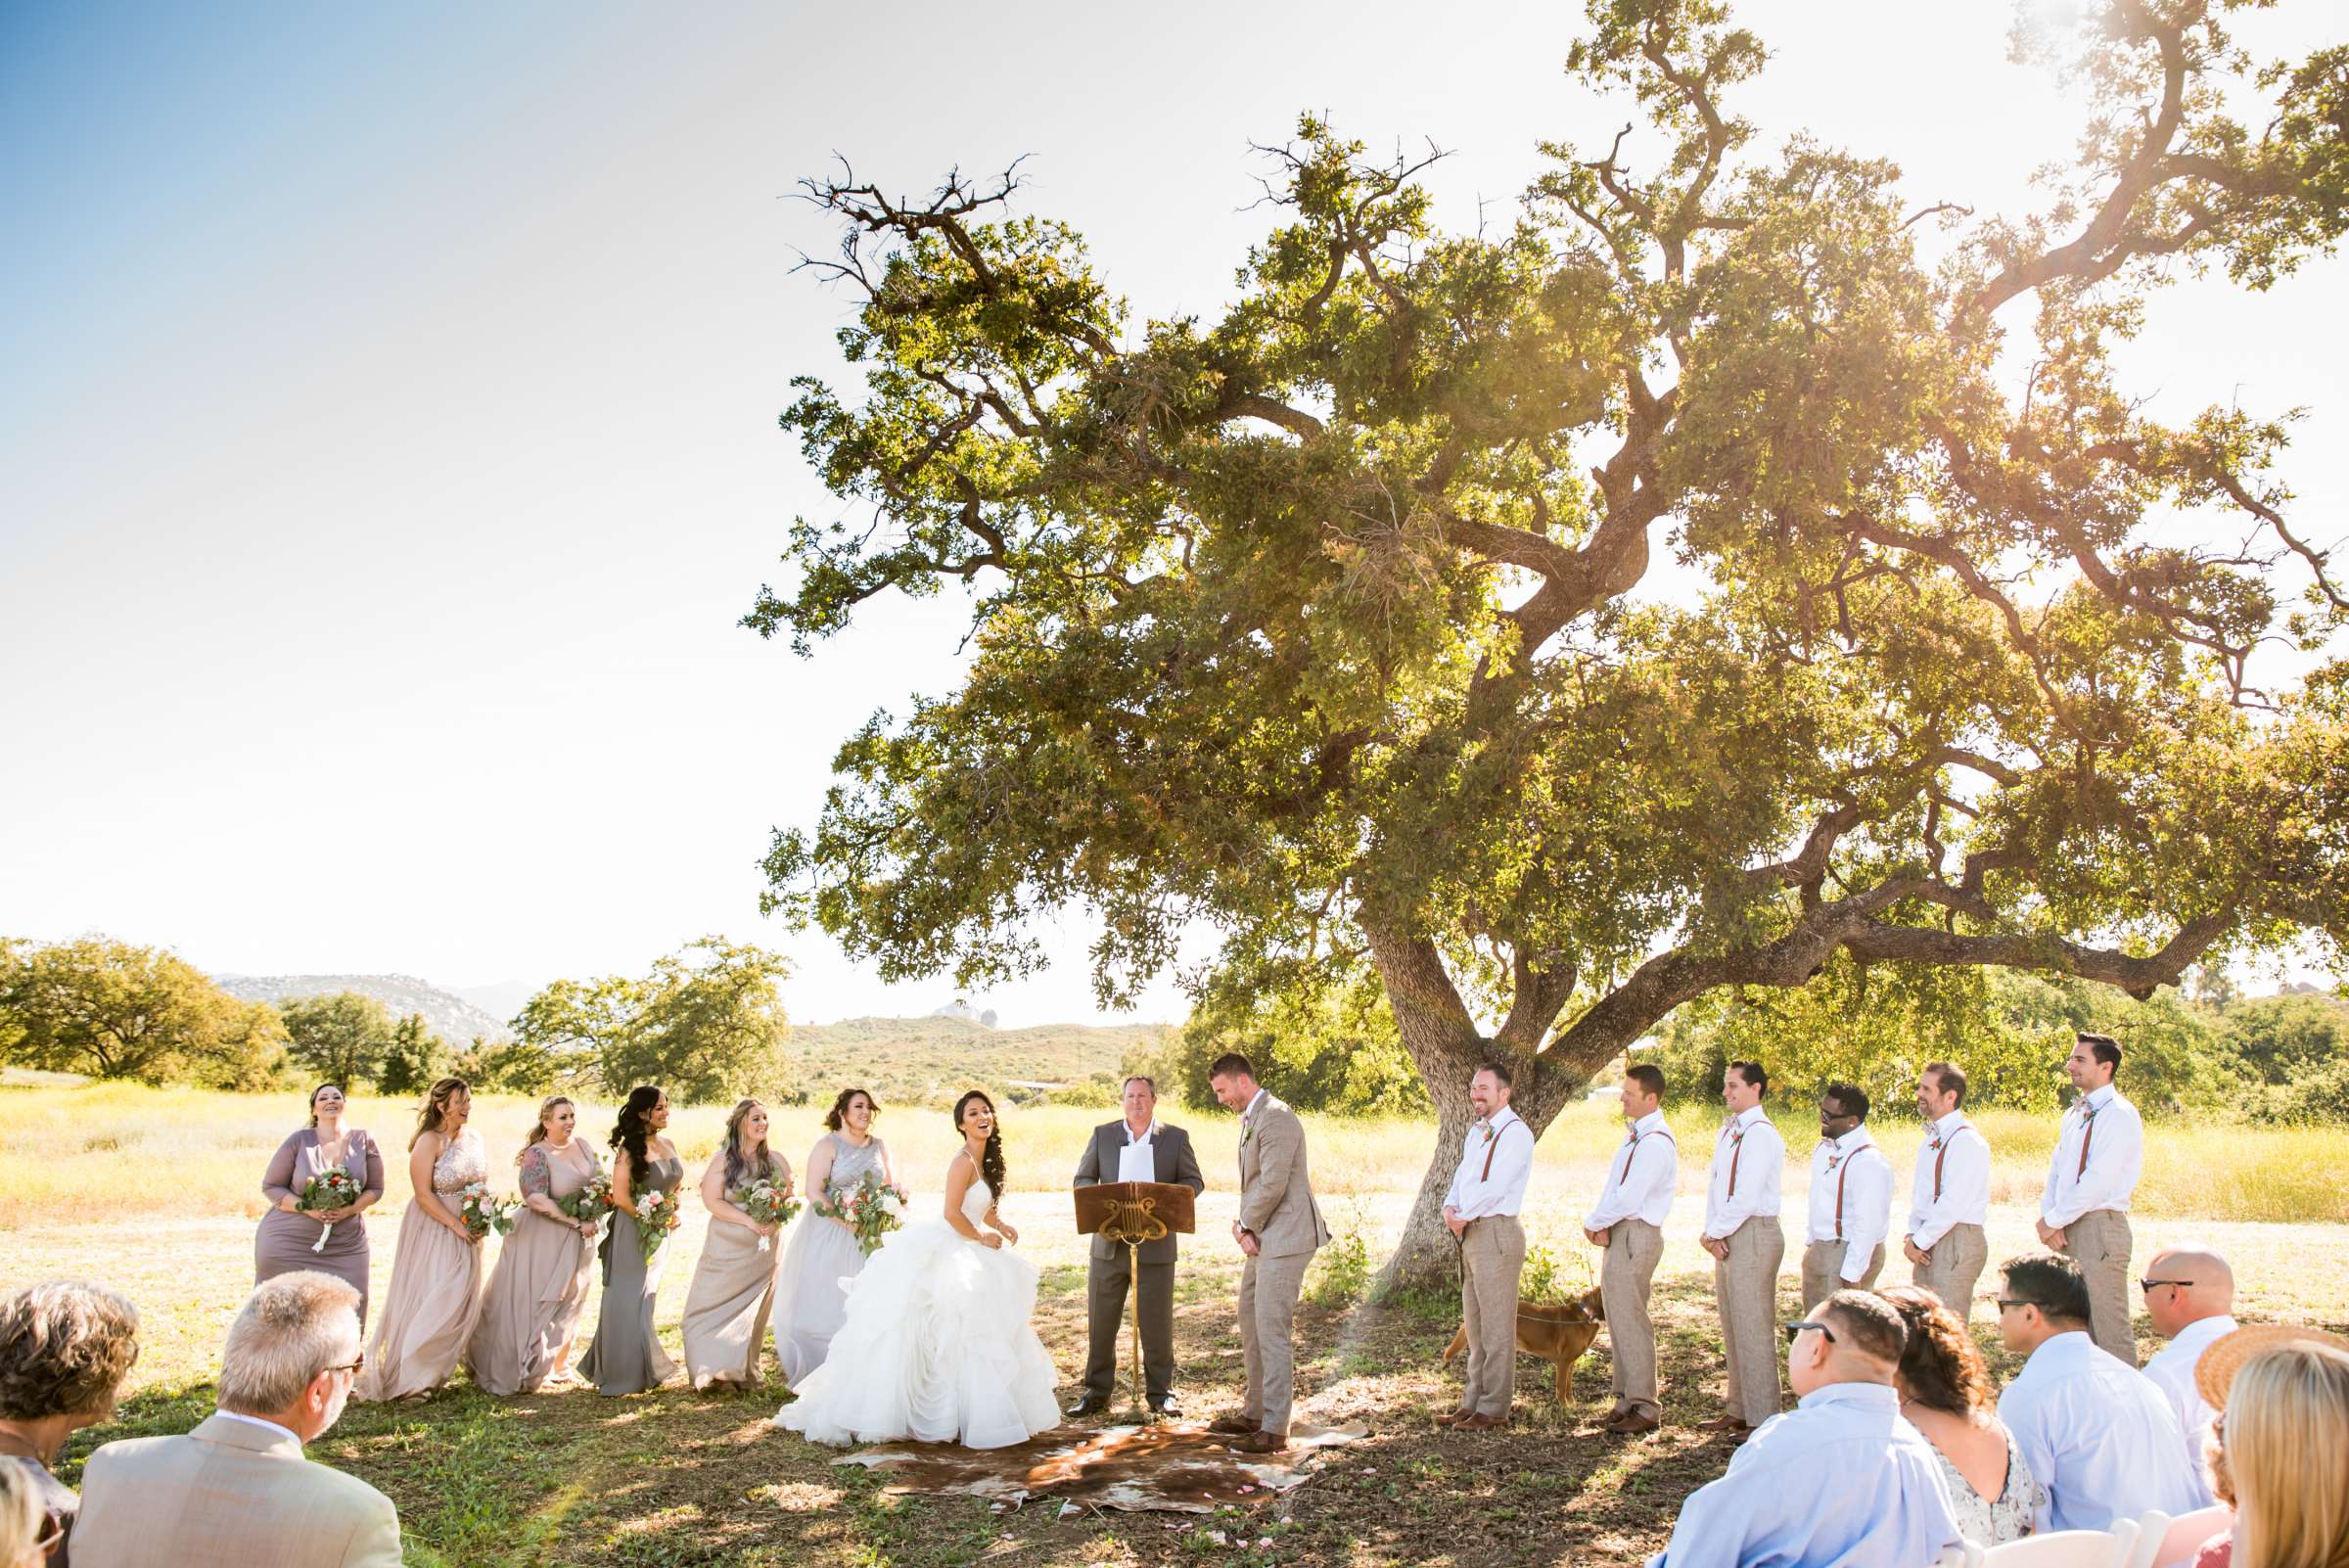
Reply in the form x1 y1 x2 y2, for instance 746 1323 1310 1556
450 1035 564 1096
513 938 793 1103
0 936 290 1087
378 1013 451 1096
749 0 2349 1279
2211 992 2349 1125
1165 971 1432 1116
279 992 395 1089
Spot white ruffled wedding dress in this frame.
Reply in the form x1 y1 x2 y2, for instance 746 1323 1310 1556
770 1175 1061 1449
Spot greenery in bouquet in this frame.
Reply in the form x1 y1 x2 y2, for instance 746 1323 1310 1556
815 1168 905 1258
557 1174 613 1238
633 1185 683 1264
458 1183 516 1239
728 1177 802 1253
296 1168 362 1253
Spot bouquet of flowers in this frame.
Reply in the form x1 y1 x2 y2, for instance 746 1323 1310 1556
458 1183 517 1240
815 1168 905 1258
297 1169 362 1254
633 1185 683 1265
728 1177 802 1253
557 1174 613 1238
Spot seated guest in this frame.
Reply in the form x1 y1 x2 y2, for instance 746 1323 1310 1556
0 1281 142 1568
1648 1290 1960 1568
2 1462 49 1568
1880 1285 2047 1545
2186 1324 2349 1568
69 1272 399 1568
1996 1251 2201 1533
2139 1243 2238 1508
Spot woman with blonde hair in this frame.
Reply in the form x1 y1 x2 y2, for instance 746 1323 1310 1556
355 1077 488 1400
1878 1283 2046 1545
680 1098 796 1388
465 1095 606 1395
2213 1335 2349 1568
0 1462 46 1568
254 1084 385 1324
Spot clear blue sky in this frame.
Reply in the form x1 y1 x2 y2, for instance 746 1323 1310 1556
5 1 2342 1024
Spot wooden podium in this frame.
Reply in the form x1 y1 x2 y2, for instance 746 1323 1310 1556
1074 1180 1197 1422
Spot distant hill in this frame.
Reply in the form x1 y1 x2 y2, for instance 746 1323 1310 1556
786 1015 1166 1107
213 974 514 1044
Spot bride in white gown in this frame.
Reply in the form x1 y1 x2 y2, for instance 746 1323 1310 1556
772 1088 1062 1449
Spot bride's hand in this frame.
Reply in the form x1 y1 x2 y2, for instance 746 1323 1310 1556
979 1231 1003 1250
994 1222 1019 1245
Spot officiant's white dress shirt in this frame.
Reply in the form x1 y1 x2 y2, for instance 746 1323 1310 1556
1442 1105 1534 1219
1584 1110 1678 1229
2142 1313 2237 1507
1116 1120 1159 1184
1907 1110 1990 1248
1805 1127 1894 1282
2001 1330 2201 1531
1646 1382 1960 1568
1703 1106 1784 1239
2042 1084 2143 1226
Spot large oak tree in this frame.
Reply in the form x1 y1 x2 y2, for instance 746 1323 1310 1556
751 0 2349 1281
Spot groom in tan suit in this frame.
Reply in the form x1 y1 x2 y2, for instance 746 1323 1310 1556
1205 1051 1330 1453
71 1271 401 1568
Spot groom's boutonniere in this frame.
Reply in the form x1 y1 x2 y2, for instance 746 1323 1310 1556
1241 1121 1255 1147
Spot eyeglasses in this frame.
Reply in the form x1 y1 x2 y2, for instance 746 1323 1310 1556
1782 1320 1837 1344
2140 1278 2195 1293
1995 1298 2041 1313
324 1352 365 1378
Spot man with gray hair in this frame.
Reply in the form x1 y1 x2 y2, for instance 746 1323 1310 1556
70 1271 400 1568
1069 1074 1206 1417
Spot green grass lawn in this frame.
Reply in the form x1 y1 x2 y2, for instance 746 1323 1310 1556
4 1083 2346 1566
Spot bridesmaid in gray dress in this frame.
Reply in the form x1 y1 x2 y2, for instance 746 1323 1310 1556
580 1084 682 1396
255 1084 386 1325
770 1087 899 1386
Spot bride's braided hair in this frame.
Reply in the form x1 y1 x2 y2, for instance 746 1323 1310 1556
952 1088 1006 1196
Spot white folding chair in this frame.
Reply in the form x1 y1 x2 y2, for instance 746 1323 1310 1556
1981 1521 2137 1568
2149 1506 2230 1568
2119 1511 2172 1568
1931 1542 1987 1568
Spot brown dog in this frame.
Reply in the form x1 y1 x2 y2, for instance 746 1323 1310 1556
1441 1286 1606 1403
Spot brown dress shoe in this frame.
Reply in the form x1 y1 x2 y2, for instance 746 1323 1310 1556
1603 1411 1661 1435
1234 1429 1287 1453
1456 1412 1507 1432
1695 1413 1751 1432
1434 1407 1475 1427
1205 1414 1258 1436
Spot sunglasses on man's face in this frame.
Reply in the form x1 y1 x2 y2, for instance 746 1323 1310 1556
1782 1320 1837 1344
2140 1278 2195 1293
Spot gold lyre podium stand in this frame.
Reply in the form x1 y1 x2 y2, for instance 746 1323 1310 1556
1074 1180 1196 1424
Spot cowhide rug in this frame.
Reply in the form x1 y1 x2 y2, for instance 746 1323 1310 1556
833 1422 1368 1513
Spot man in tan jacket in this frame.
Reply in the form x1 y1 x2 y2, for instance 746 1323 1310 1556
1204 1052 1330 1453
71 1271 401 1568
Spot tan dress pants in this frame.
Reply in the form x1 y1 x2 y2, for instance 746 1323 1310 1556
1459 1215 1527 1418
2061 1208 2137 1365
1799 1239 1885 1314
1600 1218 1664 1420
1713 1217 1785 1425
1911 1222 1988 1324
1238 1249 1310 1435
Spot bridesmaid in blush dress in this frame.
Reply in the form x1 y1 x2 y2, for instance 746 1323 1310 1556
770 1086 899 1386
580 1084 682 1396
255 1084 385 1325
681 1098 794 1389
465 1095 605 1396
356 1078 487 1402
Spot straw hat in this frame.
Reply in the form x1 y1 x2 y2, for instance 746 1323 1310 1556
2194 1323 2349 1410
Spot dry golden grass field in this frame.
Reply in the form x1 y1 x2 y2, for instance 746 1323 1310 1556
3 1082 2345 1568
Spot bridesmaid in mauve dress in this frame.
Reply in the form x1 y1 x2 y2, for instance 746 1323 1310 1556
681 1098 795 1388
580 1084 682 1396
356 1078 487 1402
256 1084 385 1325
771 1086 898 1386
465 1095 605 1396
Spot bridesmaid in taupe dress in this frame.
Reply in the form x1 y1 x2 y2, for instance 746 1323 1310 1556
580 1084 682 1396
465 1094 605 1395
681 1098 794 1388
356 1078 486 1401
255 1084 385 1325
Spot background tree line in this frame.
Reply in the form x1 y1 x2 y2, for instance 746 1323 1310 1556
0 935 793 1103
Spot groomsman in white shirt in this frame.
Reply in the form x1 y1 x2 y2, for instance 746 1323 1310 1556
2037 1033 2145 1363
1801 1083 1894 1314
2138 1244 2237 1507
1437 1062 1538 1431
1904 1062 1991 1322
1584 1063 1678 1435
1995 1252 2200 1531
1700 1060 1786 1436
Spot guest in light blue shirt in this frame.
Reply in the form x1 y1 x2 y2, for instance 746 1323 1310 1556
1994 1252 2201 1532
1650 1290 1961 1568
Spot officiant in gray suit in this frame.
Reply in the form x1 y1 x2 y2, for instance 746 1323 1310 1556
1069 1075 1207 1417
